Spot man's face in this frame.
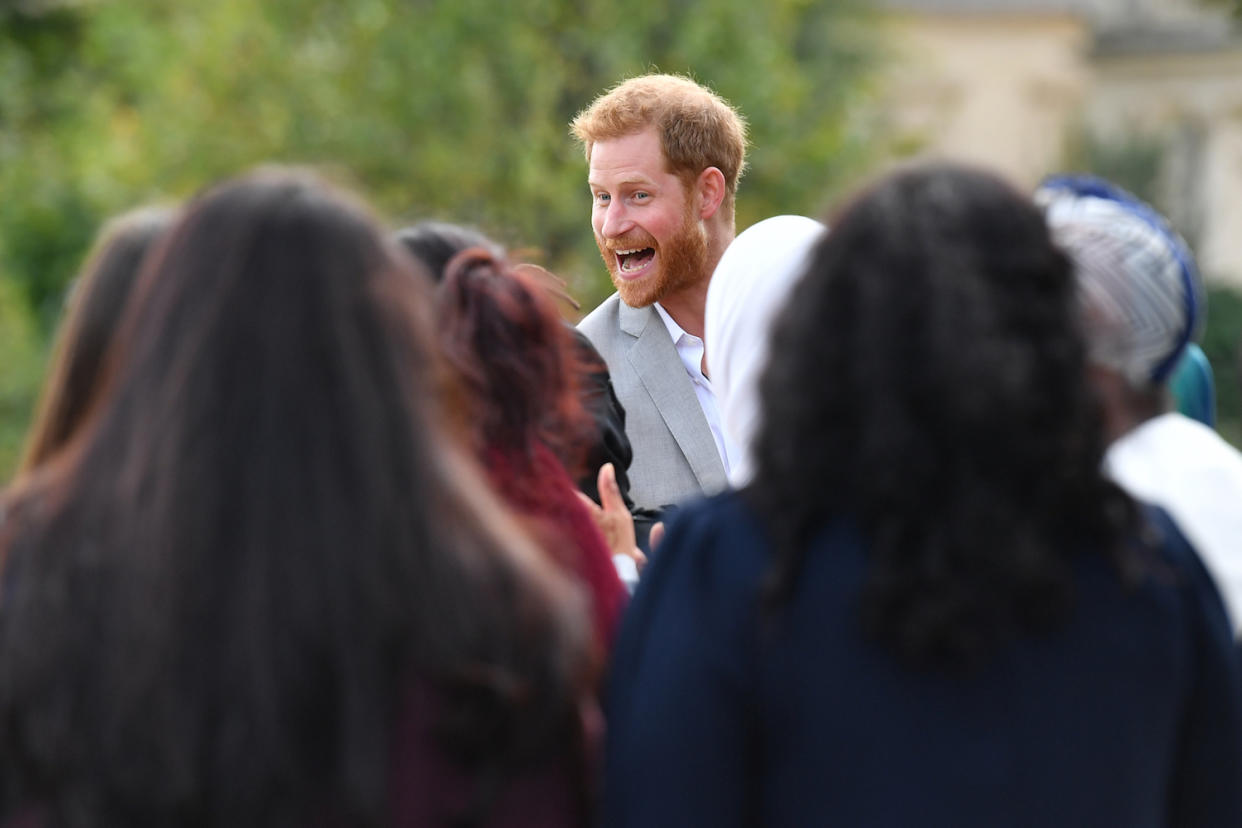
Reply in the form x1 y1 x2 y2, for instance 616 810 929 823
588 128 709 308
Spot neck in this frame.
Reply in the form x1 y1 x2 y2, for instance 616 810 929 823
660 223 733 340
658 282 710 338
1089 366 1169 444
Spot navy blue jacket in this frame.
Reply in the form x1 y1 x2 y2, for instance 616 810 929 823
604 492 1242 828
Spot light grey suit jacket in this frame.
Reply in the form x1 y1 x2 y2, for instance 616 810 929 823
577 293 728 510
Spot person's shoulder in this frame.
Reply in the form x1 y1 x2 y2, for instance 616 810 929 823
1137 502 1199 564
668 488 756 528
615 491 768 678
646 491 771 588
1131 504 1236 628
577 292 623 338
1123 413 1239 459
1161 414 1242 464
1110 413 1242 493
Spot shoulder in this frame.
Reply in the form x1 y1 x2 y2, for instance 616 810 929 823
1136 503 1205 581
1107 414 1242 509
577 293 624 341
655 492 769 569
609 491 769 705
625 492 770 632
1112 414 1242 471
1127 504 1236 639
578 293 659 355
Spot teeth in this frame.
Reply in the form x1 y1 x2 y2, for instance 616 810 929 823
616 248 642 255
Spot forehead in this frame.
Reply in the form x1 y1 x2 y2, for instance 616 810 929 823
587 128 672 186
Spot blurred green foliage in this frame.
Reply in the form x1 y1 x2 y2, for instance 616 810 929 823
1071 130 1166 209
0 0 879 317
1203 286 1242 447
0 277 43 478
0 0 881 482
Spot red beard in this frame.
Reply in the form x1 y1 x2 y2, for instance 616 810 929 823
596 207 709 308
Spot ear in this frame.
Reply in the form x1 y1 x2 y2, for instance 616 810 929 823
695 167 727 220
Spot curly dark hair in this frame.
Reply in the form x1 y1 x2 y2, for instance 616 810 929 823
748 163 1138 672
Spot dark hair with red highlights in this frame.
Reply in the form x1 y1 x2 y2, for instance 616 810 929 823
435 250 591 480
0 169 590 826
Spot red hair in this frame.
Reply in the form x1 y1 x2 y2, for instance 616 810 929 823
435 251 625 649
435 250 591 478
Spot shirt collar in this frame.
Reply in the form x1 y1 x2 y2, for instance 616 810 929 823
654 302 710 386
653 301 695 345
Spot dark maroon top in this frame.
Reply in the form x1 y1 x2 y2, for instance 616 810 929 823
484 443 627 651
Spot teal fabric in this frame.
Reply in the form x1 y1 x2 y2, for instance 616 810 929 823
1171 344 1216 428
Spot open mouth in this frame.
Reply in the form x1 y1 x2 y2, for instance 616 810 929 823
615 247 655 278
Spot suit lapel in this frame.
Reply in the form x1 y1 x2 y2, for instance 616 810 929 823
620 302 728 492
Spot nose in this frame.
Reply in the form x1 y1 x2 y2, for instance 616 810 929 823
599 201 633 240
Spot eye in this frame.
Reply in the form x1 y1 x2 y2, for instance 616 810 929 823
633 192 651 202
594 192 611 205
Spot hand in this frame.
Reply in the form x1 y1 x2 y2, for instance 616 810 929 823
649 521 665 553
577 463 647 573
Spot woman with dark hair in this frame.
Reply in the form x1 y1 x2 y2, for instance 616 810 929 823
433 247 628 650
0 169 592 827
396 221 649 584
16 205 175 476
603 163 1242 826
394 222 506 281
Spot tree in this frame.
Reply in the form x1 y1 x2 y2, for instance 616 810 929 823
1 0 879 314
0 276 43 477
0 0 882 480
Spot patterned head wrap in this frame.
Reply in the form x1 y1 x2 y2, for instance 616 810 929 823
1034 175 1203 388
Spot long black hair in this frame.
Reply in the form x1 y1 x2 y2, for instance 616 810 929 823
749 163 1137 671
18 206 175 475
0 169 589 825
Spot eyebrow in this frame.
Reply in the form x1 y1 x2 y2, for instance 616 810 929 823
588 174 656 190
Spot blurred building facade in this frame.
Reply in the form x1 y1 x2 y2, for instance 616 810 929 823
880 0 1242 285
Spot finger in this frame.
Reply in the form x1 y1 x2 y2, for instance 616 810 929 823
649 521 665 552
575 490 603 517
597 463 627 515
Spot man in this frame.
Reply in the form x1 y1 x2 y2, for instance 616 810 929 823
1038 175 1242 635
571 74 747 511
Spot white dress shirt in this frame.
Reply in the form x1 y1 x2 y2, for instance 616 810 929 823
653 302 737 475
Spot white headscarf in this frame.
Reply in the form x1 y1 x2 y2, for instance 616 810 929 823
705 215 825 486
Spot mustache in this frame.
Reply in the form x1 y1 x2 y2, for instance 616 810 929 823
598 233 657 252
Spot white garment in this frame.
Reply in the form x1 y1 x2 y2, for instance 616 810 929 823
1106 412 1242 634
704 216 825 486
652 302 737 474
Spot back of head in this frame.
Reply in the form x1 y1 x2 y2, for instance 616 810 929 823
571 74 747 211
751 162 1134 672
17 205 176 475
394 221 505 283
435 249 588 478
0 169 586 825
1036 175 1203 392
705 215 825 486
